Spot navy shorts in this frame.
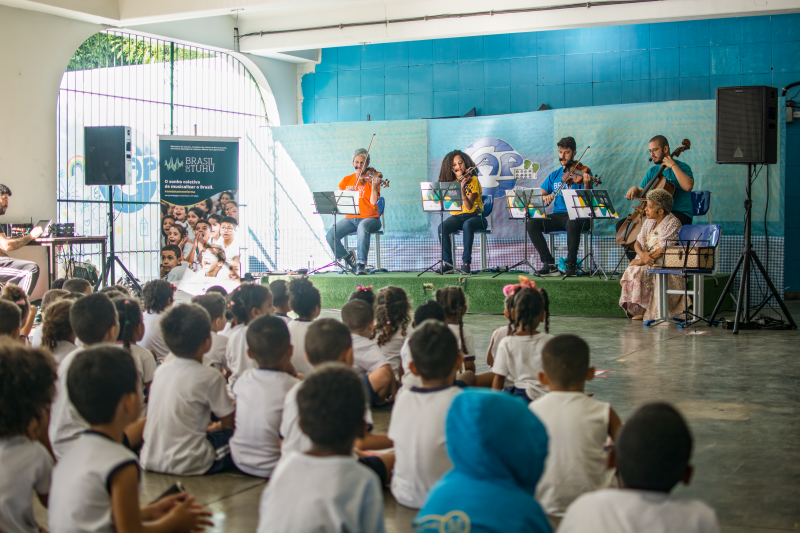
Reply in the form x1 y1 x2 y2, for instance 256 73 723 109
362 375 383 406
358 455 389 486
504 385 533 404
205 428 234 474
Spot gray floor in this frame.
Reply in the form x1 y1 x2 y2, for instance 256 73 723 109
35 303 800 532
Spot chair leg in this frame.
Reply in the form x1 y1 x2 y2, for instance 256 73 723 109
548 234 555 261
375 234 381 270
480 234 487 271
450 235 456 267
695 274 704 318
659 274 669 319
583 232 589 268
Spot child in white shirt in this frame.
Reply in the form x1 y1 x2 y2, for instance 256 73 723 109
40 299 78 364
0 343 56 533
530 334 622 517
113 297 157 416
258 364 386 533
140 280 174 363
269 279 292 323
29 288 68 348
230 315 299 478
559 402 720 533
140 304 236 475
160 244 190 282
389 320 463 509
492 286 553 403
192 293 230 373
50 346 212 532
373 286 411 380
286 276 321 376
223 284 274 392
436 286 476 373
341 300 396 406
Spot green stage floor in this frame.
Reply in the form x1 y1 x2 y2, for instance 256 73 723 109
263 272 733 317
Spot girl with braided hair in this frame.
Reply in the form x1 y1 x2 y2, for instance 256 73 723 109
113 297 156 416
41 299 76 364
491 283 553 403
373 286 411 379
435 286 476 374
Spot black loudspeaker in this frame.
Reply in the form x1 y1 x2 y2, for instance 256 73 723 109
716 86 778 164
84 126 132 185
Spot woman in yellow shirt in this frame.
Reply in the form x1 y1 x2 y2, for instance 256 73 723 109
437 150 486 274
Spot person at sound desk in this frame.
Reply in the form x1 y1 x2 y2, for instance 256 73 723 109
0 184 43 295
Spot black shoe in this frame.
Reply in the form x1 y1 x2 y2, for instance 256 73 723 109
342 251 357 271
536 263 561 277
356 263 367 275
462 264 472 275
563 267 578 278
435 266 455 274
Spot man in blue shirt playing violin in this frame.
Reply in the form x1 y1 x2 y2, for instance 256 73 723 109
527 137 593 278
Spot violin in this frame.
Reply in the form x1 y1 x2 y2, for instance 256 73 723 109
357 167 390 188
549 148 603 202
615 139 691 247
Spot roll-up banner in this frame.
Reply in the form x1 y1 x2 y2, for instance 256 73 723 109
158 135 241 285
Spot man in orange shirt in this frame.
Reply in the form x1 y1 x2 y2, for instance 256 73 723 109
325 148 383 275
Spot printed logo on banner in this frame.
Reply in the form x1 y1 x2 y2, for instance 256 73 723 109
463 138 537 198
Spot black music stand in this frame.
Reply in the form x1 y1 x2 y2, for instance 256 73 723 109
310 191 359 274
494 188 545 278
419 182 465 276
563 189 618 280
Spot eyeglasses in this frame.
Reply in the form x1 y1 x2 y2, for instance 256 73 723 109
648 148 663 154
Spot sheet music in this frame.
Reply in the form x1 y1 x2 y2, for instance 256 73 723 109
505 189 546 219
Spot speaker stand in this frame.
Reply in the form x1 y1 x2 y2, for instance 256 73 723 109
94 186 142 294
708 164 796 333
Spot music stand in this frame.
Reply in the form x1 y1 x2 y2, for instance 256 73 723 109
418 182 466 276
562 189 618 280
494 188 545 278
310 191 359 274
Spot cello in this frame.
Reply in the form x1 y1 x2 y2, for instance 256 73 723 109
615 139 691 248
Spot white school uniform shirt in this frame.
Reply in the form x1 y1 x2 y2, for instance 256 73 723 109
493 333 554 400
141 310 170 362
275 312 291 323
488 325 509 366
49 431 139 533
448 323 476 361
286 319 315 376
399 337 422 391
206 331 230 372
216 236 240 261
224 323 255 393
52 339 77 364
49 347 88 459
165 260 190 282
0 437 53 533
388 385 462 509
219 321 234 337
530 392 615 516
257 451 386 533
559 489 720 533
230 368 299 478
29 325 43 347
379 331 406 379
140 356 235 475
351 333 390 378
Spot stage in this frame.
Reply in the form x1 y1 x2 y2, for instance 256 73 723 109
262 272 733 318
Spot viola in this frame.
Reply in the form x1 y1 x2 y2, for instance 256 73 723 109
615 138 691 247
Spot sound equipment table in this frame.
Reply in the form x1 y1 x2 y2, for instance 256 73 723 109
34 236 108 288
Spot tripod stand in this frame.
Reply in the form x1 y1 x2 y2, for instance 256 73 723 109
95 186 141 293
419 182 466 276
564 189 618 280
494 188 543 278
310 191 358 275
707 164 796 333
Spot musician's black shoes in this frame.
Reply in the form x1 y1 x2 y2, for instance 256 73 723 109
355 263 367 275
435 266 455 274
342 251 357 272
537 263 561 277
563 267 578 278
462 264 472 275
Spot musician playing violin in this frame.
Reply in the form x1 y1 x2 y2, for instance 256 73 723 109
325 148 383 275
528 136 593 277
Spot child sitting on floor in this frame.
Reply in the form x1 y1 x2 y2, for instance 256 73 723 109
258 364 386 533
558 402 719 533
414 390 551 533
41 300 77 364
487 290 515 369
62 278 92 295
341 300 397 406
114 297 157 416
29 288 68 347
50 346 212 532
224 284 274 391
269 279 292 322
140 304 235 475
191 293 229 373
435 286 477 374
374 286 411 380
530 334 622 519
280 319 394 484
230 315 299 478
389 320 463 509
160 243 190 282
140 280 174 363
2 284 34 339
0 299 21 340
286 277 321 377
348 284 376 307
0 342 56 533
492 284 553 403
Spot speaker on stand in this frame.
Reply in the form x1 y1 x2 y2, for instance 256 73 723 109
708 86 796 333
84 126 142 293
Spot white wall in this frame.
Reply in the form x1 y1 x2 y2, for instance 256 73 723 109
239 53 298 126
0 4 100 222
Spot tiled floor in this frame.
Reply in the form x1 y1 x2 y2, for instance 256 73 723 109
35 302 800 532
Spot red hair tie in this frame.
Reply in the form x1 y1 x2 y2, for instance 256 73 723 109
502 276 538 297
356 284 373 292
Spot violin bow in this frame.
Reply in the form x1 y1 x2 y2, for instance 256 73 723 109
357 134 376 182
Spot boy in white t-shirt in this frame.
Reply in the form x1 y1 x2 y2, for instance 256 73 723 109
0 344 56 533
530 334 622 518
192 293 230 373
286 276 321 376
559 402 720 533
230 315 299 478
341 300 396 406
49 346 212 533
0 299 21 340
140 304 236 475
140 280 175 363
388 320 463 509
258 364 386 533
399 300 446 391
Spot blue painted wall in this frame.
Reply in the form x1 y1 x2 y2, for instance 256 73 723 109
300 14 800 292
